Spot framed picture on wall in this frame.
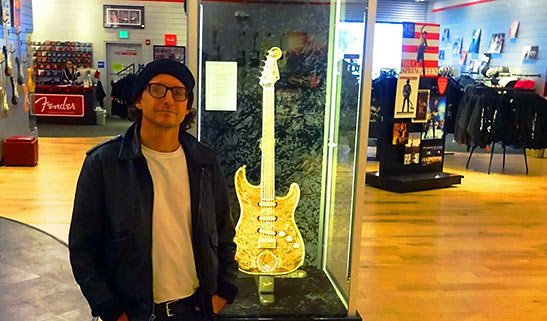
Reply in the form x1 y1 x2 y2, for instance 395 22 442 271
103 5 144 29
153 45 186 64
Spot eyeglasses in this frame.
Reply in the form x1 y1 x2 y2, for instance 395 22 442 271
147 83 188 102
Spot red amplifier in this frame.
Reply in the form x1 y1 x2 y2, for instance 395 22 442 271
3 136 39 166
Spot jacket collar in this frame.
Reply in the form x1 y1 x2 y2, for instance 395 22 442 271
118 123 213 165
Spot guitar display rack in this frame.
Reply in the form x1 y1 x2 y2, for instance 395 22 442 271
255 270 307 304
365 77 463 193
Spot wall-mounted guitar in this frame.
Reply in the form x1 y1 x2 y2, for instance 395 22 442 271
2 44 19 106
0 10 9 116
14 26 28 112
2 10 17 106
234 47 305 275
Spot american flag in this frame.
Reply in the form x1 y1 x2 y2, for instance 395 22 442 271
401 22 440 77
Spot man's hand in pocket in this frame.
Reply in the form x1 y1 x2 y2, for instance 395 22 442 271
212 295 227 314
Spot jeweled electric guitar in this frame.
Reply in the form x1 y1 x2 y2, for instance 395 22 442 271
234 47 305 275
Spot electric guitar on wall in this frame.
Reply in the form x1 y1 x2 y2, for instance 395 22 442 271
234 47 305 275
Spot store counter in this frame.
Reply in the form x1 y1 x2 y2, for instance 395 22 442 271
34 85 96 125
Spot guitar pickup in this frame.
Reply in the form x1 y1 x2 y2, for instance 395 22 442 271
258 238 276 249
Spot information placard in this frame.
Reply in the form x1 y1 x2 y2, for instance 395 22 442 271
205 61 237 111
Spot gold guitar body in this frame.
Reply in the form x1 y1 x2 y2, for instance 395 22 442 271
234 166 305 275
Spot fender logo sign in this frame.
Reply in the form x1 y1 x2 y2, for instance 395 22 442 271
34 94 85 117
165 34 177 46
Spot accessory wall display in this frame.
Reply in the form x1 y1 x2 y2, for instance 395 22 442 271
31 41 92 83
366 77 463 193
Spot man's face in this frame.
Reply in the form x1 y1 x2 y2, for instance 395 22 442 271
136 74 190 130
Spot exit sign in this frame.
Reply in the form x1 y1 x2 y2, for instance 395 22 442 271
119 30 129 39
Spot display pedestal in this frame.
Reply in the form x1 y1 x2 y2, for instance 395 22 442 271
366 171 463 193
217 267 360 321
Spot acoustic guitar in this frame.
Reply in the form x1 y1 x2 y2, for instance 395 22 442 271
234 47 305 275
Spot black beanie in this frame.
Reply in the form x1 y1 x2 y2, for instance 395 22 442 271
132 59 195 102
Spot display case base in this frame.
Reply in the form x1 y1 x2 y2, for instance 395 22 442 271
217 267 360 321
366 171 463 193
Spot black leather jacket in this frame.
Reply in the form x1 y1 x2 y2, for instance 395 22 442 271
69 123 238 321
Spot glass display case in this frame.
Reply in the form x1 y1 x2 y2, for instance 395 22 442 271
189 0 377 319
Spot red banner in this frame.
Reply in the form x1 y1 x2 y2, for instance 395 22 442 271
34 94 85 117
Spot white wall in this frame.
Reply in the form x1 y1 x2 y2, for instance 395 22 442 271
31 0 187 90
429 0 547 94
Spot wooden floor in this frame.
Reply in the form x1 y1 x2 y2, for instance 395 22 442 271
1 137 546 321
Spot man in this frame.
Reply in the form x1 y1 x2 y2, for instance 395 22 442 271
401 79 413 113
416 25 428 76
69 59 238 321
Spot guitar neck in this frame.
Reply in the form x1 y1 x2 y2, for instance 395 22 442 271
261 86 275 201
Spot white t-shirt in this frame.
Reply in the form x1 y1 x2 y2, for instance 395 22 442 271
141 144 199 303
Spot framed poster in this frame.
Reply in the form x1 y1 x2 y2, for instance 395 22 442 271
412 89 430 123
422 95 446 140
103 5 145 29
154 45 186 64
509 20 519 39
401 22 440 77
392 122 409 145
468 29 481 53
487 33 505 53
451 37 462 55
404 132 421 165
394 74 420 119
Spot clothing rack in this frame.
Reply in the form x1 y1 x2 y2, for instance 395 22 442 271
466 142 529 175
499 72 542 78
458 86 539 175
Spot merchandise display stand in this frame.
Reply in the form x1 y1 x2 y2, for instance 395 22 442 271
366 77 463 193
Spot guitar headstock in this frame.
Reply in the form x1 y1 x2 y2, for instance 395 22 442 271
259 47 282 88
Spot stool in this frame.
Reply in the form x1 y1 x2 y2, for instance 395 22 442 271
3 136 39 166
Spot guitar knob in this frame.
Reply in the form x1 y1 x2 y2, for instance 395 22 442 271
293 243 300 249
278 231 286 237
286 236 293 242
